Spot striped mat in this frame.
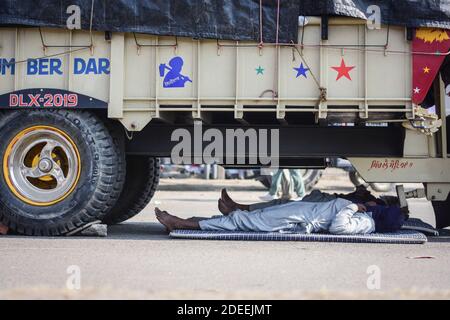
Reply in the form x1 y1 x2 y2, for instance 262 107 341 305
170 229 427 244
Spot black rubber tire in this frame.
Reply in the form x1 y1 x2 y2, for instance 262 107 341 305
103 118 127 216
259 169 323 192
102 156 160 225
432 194 450 229
0 109 125 236
259 176 272 189
302 169 323 191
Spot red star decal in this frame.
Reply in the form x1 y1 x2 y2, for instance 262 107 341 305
331 59 355 81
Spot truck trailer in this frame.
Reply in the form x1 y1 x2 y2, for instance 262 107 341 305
0 2 450 235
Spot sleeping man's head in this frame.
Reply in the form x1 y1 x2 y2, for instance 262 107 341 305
365 205 406 233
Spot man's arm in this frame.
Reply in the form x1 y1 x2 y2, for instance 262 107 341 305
329 204 375 235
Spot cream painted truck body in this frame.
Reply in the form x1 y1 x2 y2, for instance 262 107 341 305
1 18 414 127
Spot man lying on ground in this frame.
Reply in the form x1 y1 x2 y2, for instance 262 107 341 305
218 186 398 214
155 189 406 235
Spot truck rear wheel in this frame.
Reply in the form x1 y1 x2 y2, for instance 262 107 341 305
0 110 125 236
102 156 160 225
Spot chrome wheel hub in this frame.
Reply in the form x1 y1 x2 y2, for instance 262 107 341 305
4 127 81 206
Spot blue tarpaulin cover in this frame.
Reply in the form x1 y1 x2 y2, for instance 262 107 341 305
1 1 450 43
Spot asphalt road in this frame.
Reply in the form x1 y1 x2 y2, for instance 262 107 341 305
1 169 450 299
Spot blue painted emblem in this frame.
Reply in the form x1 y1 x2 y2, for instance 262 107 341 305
159 57 192 88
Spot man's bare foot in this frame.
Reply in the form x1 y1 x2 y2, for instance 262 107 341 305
220 189 249 213
155 208 201 232
218 199 233 215
155 208 183 232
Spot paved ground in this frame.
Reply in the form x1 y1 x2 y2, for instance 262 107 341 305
1 169 450 299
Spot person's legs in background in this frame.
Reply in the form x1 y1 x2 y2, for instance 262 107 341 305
290 169 306 199
260 169 283 201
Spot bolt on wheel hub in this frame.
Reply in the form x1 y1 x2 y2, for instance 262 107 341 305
38 158 53 173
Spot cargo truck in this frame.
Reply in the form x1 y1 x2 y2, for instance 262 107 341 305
0 15 449 235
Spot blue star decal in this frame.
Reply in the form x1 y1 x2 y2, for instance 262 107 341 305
293 63 309 78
